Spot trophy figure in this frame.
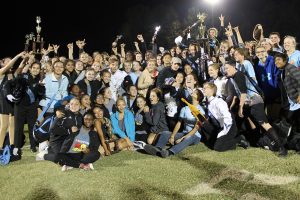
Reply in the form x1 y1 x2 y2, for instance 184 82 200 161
197 12 207 39
36 16 41 43
24 34 30 52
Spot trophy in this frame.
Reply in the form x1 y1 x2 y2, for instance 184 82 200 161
24 16 44 54
152 26 161 43
197 12 207 39
36 16 41 42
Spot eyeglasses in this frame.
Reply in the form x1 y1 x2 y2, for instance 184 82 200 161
256 51 266 54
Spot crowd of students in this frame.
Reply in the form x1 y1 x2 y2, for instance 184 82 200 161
0 14 299 171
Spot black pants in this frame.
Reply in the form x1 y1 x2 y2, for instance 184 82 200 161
14 103 37 149
57 151 100 168
44 138 65 163
214 124 238 152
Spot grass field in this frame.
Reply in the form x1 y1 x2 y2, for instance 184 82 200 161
0 143 300 200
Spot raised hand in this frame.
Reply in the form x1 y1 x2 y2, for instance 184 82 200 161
67 43 73 50
41 48 48 55
219 14 225 26
47 44 54 52
233 26 240 33
53 44 60 53
219 14 224 22
120 43 126 48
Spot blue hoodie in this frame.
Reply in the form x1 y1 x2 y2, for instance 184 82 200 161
255 55 281 102
110 109 135 142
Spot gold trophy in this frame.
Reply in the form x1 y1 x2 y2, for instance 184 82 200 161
197 12 207 39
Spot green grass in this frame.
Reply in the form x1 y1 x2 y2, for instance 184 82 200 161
1 143 300 200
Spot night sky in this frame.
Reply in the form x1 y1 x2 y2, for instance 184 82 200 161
1 0 299 58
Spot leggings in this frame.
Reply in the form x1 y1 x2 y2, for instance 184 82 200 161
57 151 100 168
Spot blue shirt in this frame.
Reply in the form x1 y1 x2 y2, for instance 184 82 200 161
236 60 257 97
179 105 205 138
288 50 300 68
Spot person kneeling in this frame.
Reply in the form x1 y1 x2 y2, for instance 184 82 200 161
57 112 100 171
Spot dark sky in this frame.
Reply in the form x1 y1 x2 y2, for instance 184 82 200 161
1 0 299 58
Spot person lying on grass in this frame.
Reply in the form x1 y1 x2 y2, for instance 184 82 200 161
143 89 205 158
57 112 101 171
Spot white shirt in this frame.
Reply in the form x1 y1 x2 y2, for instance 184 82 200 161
207 96 232 138
213 77 227 98
110 69 127 101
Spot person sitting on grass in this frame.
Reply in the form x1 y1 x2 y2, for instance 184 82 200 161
110 97 135 150
93 106 116 156
57 112 100 171
41 98 83 163
143 89 204 158
144 88 169 144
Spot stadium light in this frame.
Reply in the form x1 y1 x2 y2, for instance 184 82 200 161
204 0 221 6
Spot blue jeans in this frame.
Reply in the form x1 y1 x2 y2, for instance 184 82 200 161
155 131 201 155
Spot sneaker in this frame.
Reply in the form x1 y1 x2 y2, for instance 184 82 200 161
159 149 170 158
238 135 250 149
88 163 94 170
278 147 288 157
61 165 74 172
144 144 161 156
36 150 47 161
79 163 92 171
83 164 91 171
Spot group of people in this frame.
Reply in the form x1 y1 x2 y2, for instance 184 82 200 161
0 14 299 171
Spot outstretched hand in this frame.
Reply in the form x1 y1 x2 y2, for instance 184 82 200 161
219 14 224 22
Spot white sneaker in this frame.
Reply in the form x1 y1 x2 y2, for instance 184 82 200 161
61 165 73 172
89 163 94 170
36 151 46 161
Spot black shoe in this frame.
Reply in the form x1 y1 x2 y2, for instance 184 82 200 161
278 147 288 157
238 135 250 149
31 147 37 153
159 149 170 158
144 144 161 156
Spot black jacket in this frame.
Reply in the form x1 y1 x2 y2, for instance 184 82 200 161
4 73 45 106
77 79 102 102
144 101 169 133
50 110 83 143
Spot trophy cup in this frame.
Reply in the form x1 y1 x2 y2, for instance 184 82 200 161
197 12 207 39
36 16 41 43
152 26 161 43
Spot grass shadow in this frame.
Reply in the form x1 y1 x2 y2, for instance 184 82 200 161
215 178 300 200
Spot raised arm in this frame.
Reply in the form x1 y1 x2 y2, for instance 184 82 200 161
233 26 244 46
0 51 25 76
67 43 74 60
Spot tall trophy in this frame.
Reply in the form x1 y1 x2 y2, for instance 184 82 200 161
24 16 44 54
197 12 207 39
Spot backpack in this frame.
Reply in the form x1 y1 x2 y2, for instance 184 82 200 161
0 145 11 166
33 115 56 143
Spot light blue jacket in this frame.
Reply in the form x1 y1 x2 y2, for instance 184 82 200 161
110 109 135 142
39 73 69 109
